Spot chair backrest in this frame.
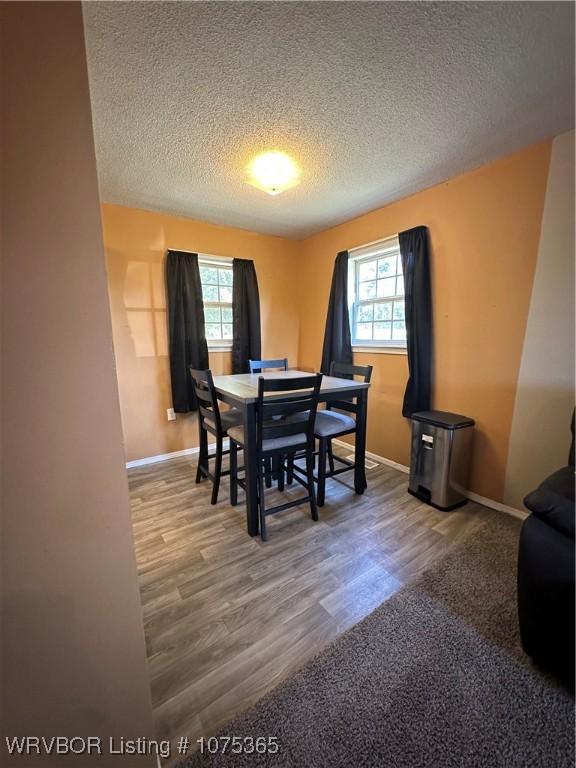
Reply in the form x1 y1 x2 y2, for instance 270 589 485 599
256 374 322 454
249 358 288 373
189 368 222 434
329 361 373 382
327 361 373 414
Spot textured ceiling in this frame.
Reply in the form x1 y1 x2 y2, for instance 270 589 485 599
83 1 574 239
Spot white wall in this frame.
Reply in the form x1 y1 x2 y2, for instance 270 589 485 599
1 3 154 763
504 130 575 508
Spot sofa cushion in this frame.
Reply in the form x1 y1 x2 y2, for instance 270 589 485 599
524 466 575 539
569 409 575 468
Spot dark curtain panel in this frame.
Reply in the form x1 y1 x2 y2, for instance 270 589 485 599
232 258 261 374
399 226 432 417
166 250 209 412
320 250 353 375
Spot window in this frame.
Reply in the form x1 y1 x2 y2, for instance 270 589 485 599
349 236 406 349
199 258 233 347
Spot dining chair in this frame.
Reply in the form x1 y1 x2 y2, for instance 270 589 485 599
228 373 322 541
249 358 288 373
189 368 243 505
288 362 372 506
316 361 373 506
249 357 289 488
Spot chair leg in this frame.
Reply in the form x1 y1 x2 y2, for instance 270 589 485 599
230 440 238 506
258 466 267 542
211 437 223 505
327 439 335 475
265 457 273 488
286 453 294 485
306 447 319 522
277 455 285 492
196 427 207 484
317 438 327 507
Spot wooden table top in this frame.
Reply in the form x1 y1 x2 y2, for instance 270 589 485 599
213 369 370 404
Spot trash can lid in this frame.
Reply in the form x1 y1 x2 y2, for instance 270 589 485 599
412 410 475 429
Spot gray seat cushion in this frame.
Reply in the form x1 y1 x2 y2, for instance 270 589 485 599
204 408 243 433
291 409 356 437
314 410 356 436
227 426 307 453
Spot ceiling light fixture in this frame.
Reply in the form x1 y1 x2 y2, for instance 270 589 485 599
246 151 301 196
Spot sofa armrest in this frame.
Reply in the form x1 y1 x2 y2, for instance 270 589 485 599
524 466 575 539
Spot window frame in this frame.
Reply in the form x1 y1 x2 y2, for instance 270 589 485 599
348 236 407 352
198 255 234 351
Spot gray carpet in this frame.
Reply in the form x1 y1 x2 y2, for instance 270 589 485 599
179 514 574 768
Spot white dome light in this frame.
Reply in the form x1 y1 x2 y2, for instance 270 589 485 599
246 151 301 196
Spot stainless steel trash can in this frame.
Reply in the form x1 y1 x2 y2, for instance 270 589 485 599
408 410 475 510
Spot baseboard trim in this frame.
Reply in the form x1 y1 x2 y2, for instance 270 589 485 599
332 439 527 520
126 440 228 469
332 439 410 476
465 492 527 520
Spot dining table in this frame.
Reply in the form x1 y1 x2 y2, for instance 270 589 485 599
212 369 371 536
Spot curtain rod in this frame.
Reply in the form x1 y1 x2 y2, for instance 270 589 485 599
167 248 233 262
348 233 398 254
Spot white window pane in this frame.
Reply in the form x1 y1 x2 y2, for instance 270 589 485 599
392 321 407 341
377 277 396 298
219 268 233 286
358 260 377 282
356 322 372 340
393 301 405 321
377 255 397 278
219 285 233 303
359 280 377 300
204 306 220 323
374 302 392 321
374 322 392 340
200 266 218 284
222 323 233 339
357 303 373 322
222 307 233 323
396 275 405 296
206 323 222 340
202 284 219 302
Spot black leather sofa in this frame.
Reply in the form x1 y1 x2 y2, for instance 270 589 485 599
517 413 575 687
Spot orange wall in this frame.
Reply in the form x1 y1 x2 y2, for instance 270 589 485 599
102 204 300 461
104 141 552 502
298 141 552 501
